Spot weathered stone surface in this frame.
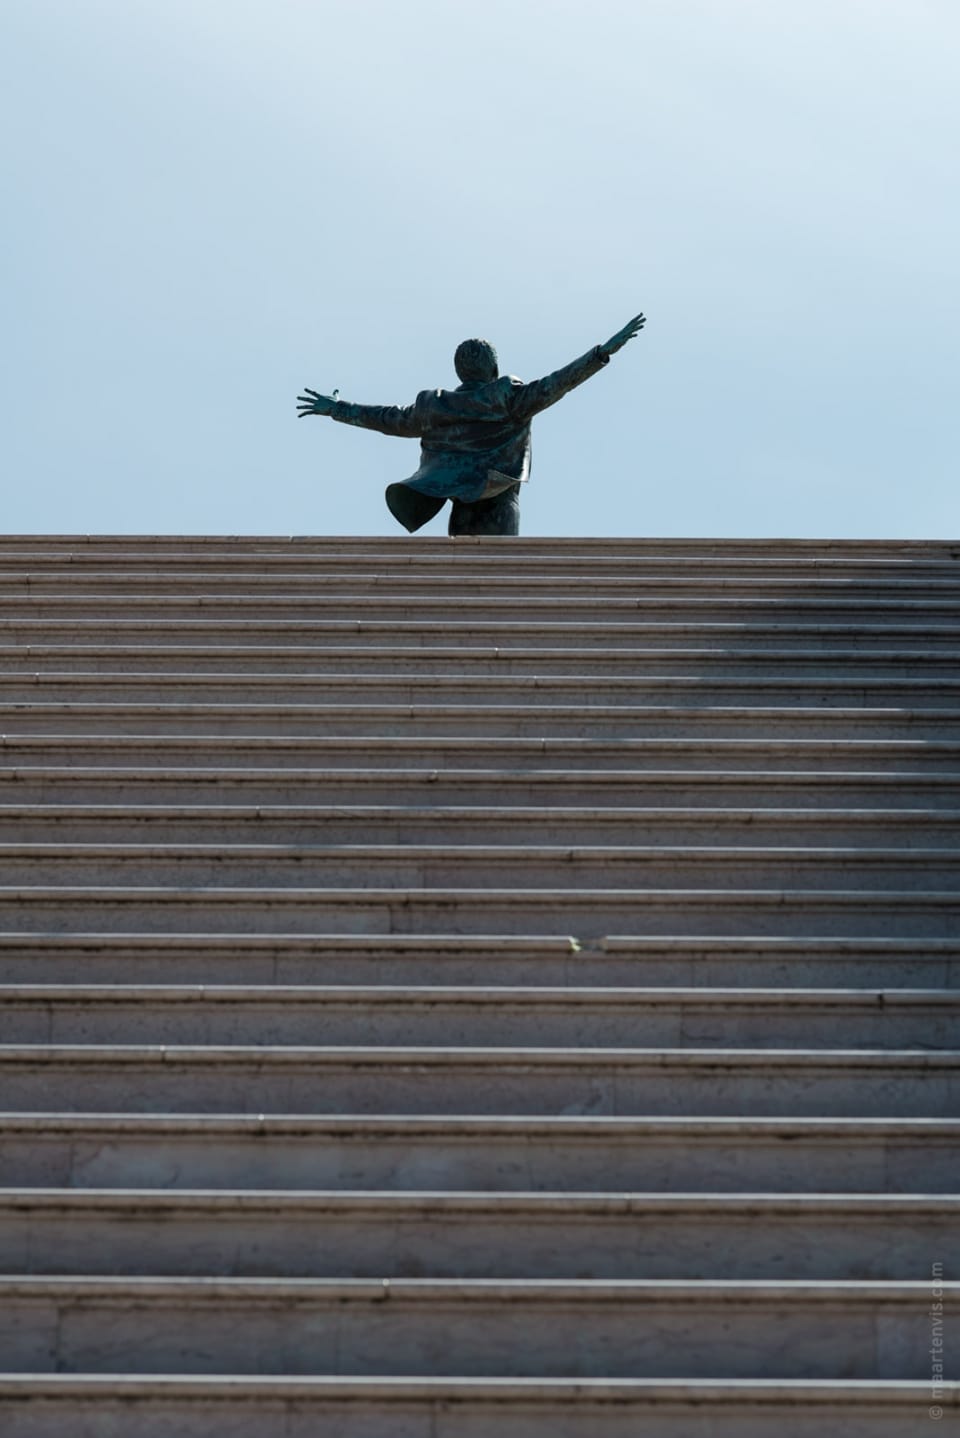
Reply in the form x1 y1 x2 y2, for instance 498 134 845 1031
0 536 957 1432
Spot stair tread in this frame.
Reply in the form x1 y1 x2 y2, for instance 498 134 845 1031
3 982 956 1003
1 1273 952 1297
4 1112 955 1133
5 1043 957 1062
4 1188 956 1211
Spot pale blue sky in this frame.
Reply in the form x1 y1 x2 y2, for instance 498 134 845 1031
2 0 957 537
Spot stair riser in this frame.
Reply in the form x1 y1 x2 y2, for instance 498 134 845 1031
0 1388 941 1438
3 544 957 569
4 1057 956 1117
3 853 956 890
5 677 959 706
2 892 956 938
0 1386 942 1438
0 1288 938 1379
9 596 960 623
2 775 956 807
7 622 960 653
5 540 954 560
3 999 954 1049
4 1129 955 1193
2 648 955 676
4 740 958 773
4 811 957 847
4 543 957 567
1 948 956 988
27 585 945 606
1 1204 950 1281
7 708 960 740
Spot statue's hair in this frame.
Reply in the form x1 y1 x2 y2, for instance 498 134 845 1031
454 338 498 383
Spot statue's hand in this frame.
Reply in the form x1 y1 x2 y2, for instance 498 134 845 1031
296 387 339 418
600 313 646 357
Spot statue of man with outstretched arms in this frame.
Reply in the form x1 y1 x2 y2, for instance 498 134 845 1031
297 312 645 535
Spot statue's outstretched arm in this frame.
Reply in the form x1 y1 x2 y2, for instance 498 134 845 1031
297 387 340 418
600 313 646 356
510 312 646 424
296 387 421 437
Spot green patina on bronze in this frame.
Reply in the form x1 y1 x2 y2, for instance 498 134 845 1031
297 313 645 535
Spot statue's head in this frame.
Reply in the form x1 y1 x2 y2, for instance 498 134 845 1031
454 338 498 384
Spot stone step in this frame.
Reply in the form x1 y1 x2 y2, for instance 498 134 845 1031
6 617 960 652
1 934 954 989
9 591 960 623
4 984 955 1048
3 732 958 773
5 701 959 740
0 1274 950 1378
1 560 954 595
1 1189 953 1281
2 767 955 808
5 1113 956 1192
3 1045 957 1116
2 642 957 677
3 1374 954 1438
1 539 956 570
5 669 959 706
0 1376 951 1438
2 884 957 939
6 566 959 599
3 843 957 892
4 803 956 847
3 532 955 552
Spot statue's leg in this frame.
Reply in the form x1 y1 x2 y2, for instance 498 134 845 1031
448 485 520 537
385 483 446 533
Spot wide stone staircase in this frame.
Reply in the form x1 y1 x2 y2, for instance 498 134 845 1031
0 534 957 1436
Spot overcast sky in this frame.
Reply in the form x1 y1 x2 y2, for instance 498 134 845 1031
3 0 957 538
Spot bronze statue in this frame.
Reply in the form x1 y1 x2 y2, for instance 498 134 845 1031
297 313 645 535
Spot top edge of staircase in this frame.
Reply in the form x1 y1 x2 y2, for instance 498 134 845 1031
1 536 958 550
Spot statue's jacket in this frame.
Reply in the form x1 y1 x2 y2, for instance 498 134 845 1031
327 344 610 504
